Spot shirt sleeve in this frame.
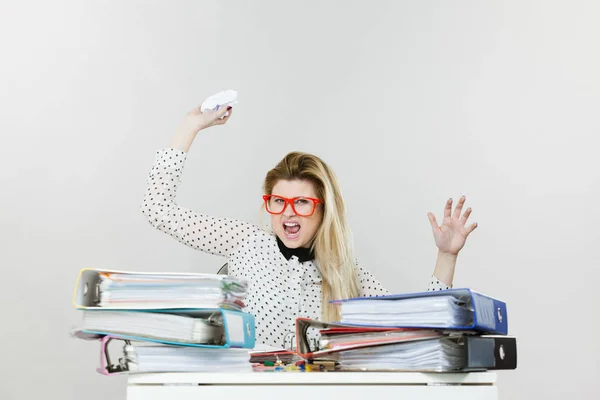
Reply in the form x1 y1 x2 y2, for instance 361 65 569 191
141 148 261 258
428 275 452 291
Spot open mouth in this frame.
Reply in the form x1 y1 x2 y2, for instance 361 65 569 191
283 221 301 239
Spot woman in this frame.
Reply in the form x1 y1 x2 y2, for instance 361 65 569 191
141 104 478 349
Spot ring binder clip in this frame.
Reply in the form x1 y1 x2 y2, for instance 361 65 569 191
497 308 503 323
94 284 100 305
282 331 296 350
498 344 506 360
81 281 100 306
100 337 131 374
309 337 319 352
207 312 224 327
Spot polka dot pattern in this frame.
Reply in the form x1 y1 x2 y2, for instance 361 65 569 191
142 148 452 349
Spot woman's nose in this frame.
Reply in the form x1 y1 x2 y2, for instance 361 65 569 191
282 202 296 217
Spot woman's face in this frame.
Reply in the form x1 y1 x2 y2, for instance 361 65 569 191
269 179 323 249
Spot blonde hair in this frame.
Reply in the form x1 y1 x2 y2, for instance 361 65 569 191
263 152 359 322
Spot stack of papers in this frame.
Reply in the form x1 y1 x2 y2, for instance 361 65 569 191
72 268 256 375
295 289 516 372
334 337 465 372
81 310 225 345
97 272 247 310
319 328 443 351
123 343 252 373
338 295 473 327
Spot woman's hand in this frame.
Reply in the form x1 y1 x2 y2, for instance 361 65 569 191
427 196 478 256
170 105 234 152
179 105 233 135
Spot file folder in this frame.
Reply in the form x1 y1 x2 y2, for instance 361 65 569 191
73 268 247 310
334 335 517 372
333 288 508 334
295 318 516 371
295 318 445 359
73 307 256 349
97 336 252 375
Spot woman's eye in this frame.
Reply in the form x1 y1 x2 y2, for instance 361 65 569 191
273 198 284 204
295 199 309 205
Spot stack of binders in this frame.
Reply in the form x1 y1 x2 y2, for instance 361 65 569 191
296 288 517 372
72 268 256 374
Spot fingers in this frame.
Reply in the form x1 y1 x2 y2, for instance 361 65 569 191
215 105 233 119
459 206 472 225
452 195 466 219
213 107 233 125
443 198 452 219
465 222 478 235
427 212 441 233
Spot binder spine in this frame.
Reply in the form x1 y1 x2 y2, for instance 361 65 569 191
464 336 517 370
74 268 102 308
472 291 508 334
222 309 256 348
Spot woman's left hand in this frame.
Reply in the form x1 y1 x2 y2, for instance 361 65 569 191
427 196 478 256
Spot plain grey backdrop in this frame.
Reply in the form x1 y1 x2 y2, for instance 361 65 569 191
1 1 598 399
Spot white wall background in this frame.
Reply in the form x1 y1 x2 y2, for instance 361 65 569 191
1 1 598 399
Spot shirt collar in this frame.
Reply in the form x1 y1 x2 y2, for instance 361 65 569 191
276 236 315 263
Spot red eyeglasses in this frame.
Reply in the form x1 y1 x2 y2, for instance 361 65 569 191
262 195 323 217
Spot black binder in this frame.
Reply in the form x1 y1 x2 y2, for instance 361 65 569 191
333 336 518 372
463 335 517 370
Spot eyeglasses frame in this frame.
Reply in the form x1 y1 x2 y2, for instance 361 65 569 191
262 194 324 217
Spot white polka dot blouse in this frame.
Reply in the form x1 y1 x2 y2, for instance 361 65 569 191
141 148 451 348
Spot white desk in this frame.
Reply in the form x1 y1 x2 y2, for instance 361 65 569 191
127 371 498 400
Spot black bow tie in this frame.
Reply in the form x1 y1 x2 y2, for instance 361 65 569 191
276 236 315 263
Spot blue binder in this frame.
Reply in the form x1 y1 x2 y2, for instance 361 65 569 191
73 308 256 349
331 288 507 335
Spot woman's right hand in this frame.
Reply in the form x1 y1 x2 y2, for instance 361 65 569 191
170 105 234 152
